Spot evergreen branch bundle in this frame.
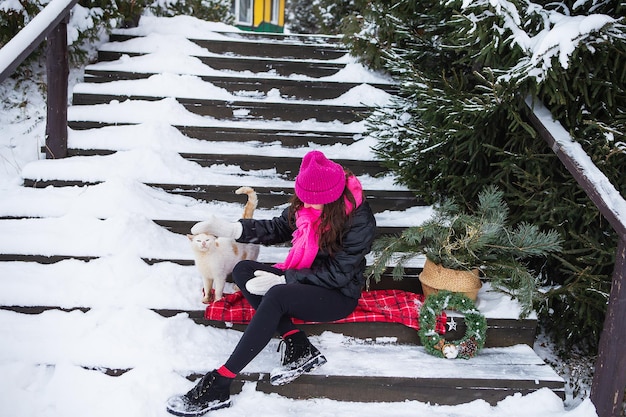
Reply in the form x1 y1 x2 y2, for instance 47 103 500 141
368 186 562 317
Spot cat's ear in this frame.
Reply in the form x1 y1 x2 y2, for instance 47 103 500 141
187 234 194 240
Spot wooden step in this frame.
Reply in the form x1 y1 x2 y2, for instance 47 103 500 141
190 38 348 60
108 32 342 45
0 302 536 349
233 354 565 405
67 123 359 147
107 33 348 61
21 180 420 213
211 31 343 45
0 267 537 349
0 256 537 349
179 154 387 177
82 69 397 100
153 220 405 238
3 346 563 405
199 274 538 349
204 317 537 348
71 93 368 123
97 50 346 78
174 126 359 147
0 216 405 240
153 184 418 213
60 151 388 179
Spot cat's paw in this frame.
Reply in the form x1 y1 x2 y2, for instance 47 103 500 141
202 288 216 304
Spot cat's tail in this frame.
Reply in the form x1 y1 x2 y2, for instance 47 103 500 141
235 186 258 219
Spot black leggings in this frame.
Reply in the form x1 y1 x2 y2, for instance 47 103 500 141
223 260 358 374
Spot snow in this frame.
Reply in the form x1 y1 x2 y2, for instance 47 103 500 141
0 12 603 417
525 97 626 234
0 0 76 77
471 0 623 83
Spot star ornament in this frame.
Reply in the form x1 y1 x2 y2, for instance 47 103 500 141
447 317 457 331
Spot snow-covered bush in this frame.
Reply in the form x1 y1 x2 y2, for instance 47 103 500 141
285 0 358 34
0 0 232 69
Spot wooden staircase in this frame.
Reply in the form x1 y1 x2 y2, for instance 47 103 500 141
0 17 564 406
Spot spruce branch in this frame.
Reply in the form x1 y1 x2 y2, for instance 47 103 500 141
369 186 563 316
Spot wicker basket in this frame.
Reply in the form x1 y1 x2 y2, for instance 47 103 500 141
419 258 482 301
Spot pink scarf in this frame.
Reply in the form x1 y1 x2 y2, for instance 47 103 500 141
275 176 363 271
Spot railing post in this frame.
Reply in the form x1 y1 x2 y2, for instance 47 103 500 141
525 97 626 417
591 236 626 417
45 14 69 159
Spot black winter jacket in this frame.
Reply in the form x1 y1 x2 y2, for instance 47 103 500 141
237 201 377 299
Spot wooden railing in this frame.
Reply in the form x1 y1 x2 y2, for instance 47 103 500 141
0 0 78 159
526 97 626 417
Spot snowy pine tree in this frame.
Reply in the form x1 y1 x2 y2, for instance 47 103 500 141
343 0 625 352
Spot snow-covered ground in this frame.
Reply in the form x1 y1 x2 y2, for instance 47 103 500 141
0 15 599 417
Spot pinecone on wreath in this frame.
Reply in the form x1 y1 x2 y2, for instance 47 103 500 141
458 337 479 358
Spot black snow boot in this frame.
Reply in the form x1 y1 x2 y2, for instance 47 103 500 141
270 331 327 386
166 370 232 416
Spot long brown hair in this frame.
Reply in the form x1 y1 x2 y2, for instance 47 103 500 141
289 170 360 254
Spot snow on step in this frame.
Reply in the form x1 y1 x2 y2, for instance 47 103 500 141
66 123 365 154
67 97 365 130
89 35 391 84
72 75 391 108
0 208 432 260
0 305 552 381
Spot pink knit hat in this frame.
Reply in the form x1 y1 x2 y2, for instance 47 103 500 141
295 150 346 204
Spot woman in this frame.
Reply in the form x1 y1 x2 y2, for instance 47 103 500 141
166 150 377 416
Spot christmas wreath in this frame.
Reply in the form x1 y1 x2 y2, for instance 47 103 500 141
418 290 487 359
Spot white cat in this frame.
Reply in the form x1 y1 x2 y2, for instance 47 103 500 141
188 186 260 304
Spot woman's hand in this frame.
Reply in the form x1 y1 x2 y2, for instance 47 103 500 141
246 270 286 295
191 215 243 239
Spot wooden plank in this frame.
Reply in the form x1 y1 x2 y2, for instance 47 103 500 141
200 56 346 78
108 32 344 46
0 304 535 348
71 93 369 123
57 151 387 177
175 126 358 147
23 362 563 406
189 38 347 60
66 123 359 146
151 184 419 213
0 263 536 347
173 100 368 124
243 373 564 405
211 31 343 45
23 179 97 188
97 50 142 62
96 50 345 78
202 318 536 348
153 219 405 238
44 16 69 159
0 305 89 314
19 180 419 213
0 0 78 82
526 99 626 417
82 69 397 99
0 254 97 263
68 121 133 130
177 154 387 178
591 237 626 417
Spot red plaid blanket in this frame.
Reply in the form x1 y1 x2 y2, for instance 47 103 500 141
204 289 447 333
